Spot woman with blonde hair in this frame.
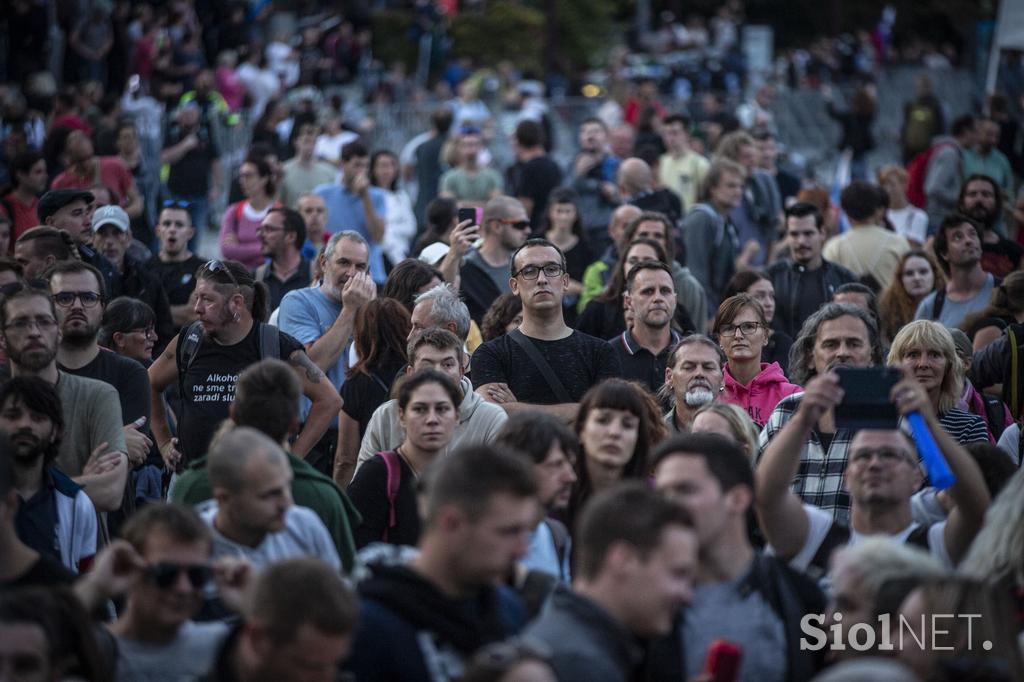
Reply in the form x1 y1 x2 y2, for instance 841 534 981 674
887 320 989 444
690 402 760 459
878 250 945 344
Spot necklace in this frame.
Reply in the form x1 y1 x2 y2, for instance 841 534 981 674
395 446 420 478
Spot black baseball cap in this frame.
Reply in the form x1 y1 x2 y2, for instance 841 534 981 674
37 189 95 224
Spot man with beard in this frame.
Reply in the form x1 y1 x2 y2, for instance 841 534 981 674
459 196 531 324
957 174 1022 278
255 207 310 312
0 286 127 512
47 259 154 470
756 303 883 524
964 118 1014 205
495 412 579 582
663 335 725 435
278 231 375 473
37 188 120 294
91 205 175 350
148 259 340 471
611 260 684 394
147 201 204 332
0 377 96 573
914 214 996 329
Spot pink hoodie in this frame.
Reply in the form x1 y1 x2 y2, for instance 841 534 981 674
722 362 802 427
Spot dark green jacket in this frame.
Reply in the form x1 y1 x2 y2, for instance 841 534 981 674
170 452 361 572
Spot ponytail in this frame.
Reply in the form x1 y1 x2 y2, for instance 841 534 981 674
58 230 82 261
251 281 269 323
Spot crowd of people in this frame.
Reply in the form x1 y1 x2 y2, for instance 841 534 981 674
3 2 1024 682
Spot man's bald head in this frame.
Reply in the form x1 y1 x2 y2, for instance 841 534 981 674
208 426 289 493
482 195 527 224
610 204 643 246
617 158 653 195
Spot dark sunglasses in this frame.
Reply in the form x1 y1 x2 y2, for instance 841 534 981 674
163 199 192 210
145 561 212 590
496 218 531 231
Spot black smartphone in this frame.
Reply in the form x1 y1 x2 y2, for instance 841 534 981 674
457 207 477 226
834 366 902 430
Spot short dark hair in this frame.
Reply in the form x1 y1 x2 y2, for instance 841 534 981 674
0 257 23 279
580 117 608 132
99 297 155 347
432 107 454 135
496 411 581 466
839 181 881 222
420 443 539 524
932 213 982 274
785 201 824 229
408 327 462 365
625 259 673 292
721 270 771 306
266 207 307 248
0 286 57 331
10 151 42 190
964 442 1017 499
233 359 301 444
120 502 212 555
951 114 976 138
575 481 694 581
246 558 358 644
396 368 462 412
510 238 567 277
426 197 457 232
43 259 108 302
651 434 754 495
514 119 544 148
242 155 276 198
663 113 691 129
623 212 676 262
0 377 63 466
341 140 368 162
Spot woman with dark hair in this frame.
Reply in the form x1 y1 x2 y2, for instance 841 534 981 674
878 250 945 344
963 271 1024 352
480 293 523 341
576 237 694 339
347 368 461 548
722 270 793 372
543 188 591 324
371 150 417 269
381 258 443 313
568 379 661 527
219 155 279 269
411 197 457 258
100 296 158 364
713 294 801 428
337 298 412 473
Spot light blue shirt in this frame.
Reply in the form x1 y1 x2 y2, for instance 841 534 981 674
278 286 349 424
522 520 571 582
314 183 388 284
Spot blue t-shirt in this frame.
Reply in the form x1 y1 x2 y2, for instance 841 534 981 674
314 183 388 284
277 286 349 424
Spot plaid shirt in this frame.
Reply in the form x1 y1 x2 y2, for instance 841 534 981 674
756 393 854 525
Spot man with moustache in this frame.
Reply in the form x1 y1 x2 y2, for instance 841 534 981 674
663 335 726 435
914 214 996 329
255 207 310 312
147 201 204 331
0 377 97 573
957 174 1022 278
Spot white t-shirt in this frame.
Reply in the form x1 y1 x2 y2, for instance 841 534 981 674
887 206 929 245
115 620 229 682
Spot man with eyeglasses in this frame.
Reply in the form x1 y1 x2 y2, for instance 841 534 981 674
460 195 531 324
756 371 990 581
148 201 204 332
471 238 621 423
0 285 127 513
106 503 247 681
91 205 175 350
256 207 311 312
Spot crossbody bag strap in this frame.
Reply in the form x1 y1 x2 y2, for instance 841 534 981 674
508 329 572 404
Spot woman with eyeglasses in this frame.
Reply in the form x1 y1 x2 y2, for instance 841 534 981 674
100 297 158 364
722 270 793 373
576 237 695 340
347 369 461 549
219 155 279 269
713 293 801 428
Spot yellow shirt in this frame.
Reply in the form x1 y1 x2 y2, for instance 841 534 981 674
659 151 710 210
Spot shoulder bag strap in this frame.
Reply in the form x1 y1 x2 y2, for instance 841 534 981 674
257 323 280 360
508 329 572 403
379 450 401 542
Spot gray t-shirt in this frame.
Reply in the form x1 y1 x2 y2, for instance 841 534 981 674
683 570 788 682
465 248 512 296
914 274 996 329
115 620 229 682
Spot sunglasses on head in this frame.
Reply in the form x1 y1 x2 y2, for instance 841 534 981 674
145 561 212 590
203 259 242 290
163 199 192 210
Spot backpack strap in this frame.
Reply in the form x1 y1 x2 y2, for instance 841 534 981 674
807 522 851 581
931 288 946 321
508 328 572 403
906 524 931 550
378 450 401 542
255 262 270 281
257 323 280 360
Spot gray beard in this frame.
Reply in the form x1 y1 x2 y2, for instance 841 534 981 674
683 388 715 408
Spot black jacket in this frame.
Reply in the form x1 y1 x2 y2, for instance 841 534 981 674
766 259 859 339
460 258 504 325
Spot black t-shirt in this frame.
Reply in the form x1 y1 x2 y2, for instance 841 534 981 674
148 254 205 308
577 298 695 341
982 238 1024 279
175 323 304 461
164 122 220 197
0 554 76 591
341 355 406 437
61 348 150 424
470 330 622 404
347 452 421 549
794 268 829 335
507 155 564 231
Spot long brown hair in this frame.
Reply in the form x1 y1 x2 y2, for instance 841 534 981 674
878 250 945 343
596 237 667 304
347 298 411 379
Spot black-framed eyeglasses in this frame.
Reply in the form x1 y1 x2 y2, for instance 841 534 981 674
4 315 58 333
145 561 212 590
203 259 241 290
513 263 565 280
719 321 762 337
128 325 156 338
52 291 103 308
496 218 531 231
163 199 192 210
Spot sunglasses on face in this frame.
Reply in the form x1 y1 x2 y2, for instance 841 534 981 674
496 218 531 231
145 561 212 590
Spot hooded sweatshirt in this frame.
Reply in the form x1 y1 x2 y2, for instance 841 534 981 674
722 362 802 427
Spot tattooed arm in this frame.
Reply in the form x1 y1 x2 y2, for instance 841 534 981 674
289 349 343 458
